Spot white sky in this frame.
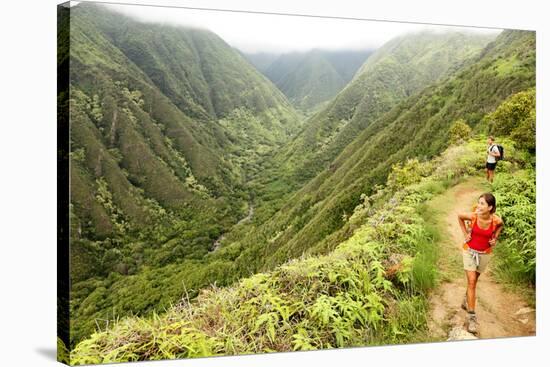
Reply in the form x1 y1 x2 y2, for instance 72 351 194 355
84 2 502 53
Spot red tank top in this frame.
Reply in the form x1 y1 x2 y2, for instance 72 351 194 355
467 215 495 252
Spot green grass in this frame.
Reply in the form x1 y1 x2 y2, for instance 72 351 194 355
70 140 536 363
493 55 521 76
490 169 536 287
71 136 510 364
410 221 439 294
65 13 536 353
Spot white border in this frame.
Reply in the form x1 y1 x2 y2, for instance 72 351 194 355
0 0 546 366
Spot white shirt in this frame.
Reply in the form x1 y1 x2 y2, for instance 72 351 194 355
487 144 499 163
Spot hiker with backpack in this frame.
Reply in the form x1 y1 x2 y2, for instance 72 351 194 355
486 136 502 183
457 193 504 334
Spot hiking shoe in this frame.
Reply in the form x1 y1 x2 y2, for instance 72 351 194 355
466 312 478 334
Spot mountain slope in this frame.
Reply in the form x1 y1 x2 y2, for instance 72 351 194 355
70 129 536 364
69 2 300 243
66 3 301 345
276 51 347 111
251 30 534 268
259 49 373 111
215 29 533 274
269 31 496 190
241 51 281 73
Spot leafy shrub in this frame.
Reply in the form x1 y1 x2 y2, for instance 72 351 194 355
449 118 472 144
57 337 70 364
492 169 536 285
387 159 432 191
488 88 535 151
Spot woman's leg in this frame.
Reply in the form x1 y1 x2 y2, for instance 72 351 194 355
465 270 480 311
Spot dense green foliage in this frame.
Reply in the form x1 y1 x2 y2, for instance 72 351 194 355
71 129 536 364
58 337 70 365
449 119 472 144
488 88 536 151
64 4 535 356
492 169 536 285
252 49 373 111
486 89 536 285
67 3 300 345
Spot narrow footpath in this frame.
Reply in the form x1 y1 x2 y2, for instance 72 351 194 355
426 177 536 340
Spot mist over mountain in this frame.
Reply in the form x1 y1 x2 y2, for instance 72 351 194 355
241 51 281 73
61 3 534 356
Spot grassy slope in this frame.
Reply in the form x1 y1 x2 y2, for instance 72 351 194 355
70 135 535 364
266 31 497 193
67 3 302 345
225 30 534 274
68 31 535 349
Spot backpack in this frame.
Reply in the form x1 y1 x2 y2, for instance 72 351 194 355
491 144 504 161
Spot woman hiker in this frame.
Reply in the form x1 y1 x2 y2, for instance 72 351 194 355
457 193 503 334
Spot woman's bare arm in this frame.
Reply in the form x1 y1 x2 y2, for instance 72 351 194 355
489 217 504 246
458 212 473 242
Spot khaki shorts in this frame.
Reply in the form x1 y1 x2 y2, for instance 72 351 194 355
462 249 491 273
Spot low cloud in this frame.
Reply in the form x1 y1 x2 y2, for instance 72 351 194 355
103 2 500 53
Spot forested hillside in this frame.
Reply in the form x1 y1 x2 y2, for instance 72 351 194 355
62 3 535 359
266 31 496 192
247 49 373 111
70 89 536 362
66 3 300 345
238 30 534 271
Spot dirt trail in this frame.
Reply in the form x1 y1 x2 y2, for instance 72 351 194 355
427 178 536 340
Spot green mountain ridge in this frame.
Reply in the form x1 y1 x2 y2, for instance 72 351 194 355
80 5 297 122
222 29 534 274
268 31 498 193
62 3 535 355
65 2 301 345
244 49 373 111
69 2 301 242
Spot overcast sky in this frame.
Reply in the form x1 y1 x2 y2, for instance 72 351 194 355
93 2 501 53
